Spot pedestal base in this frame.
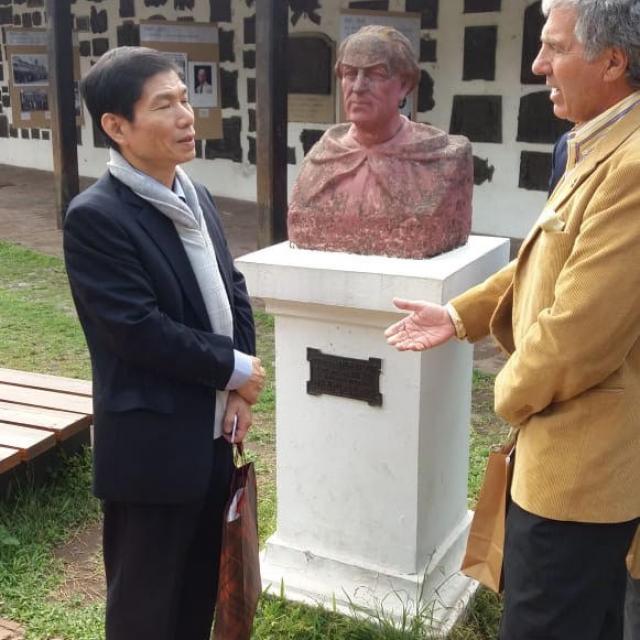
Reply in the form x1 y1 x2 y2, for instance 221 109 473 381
261 510 478 633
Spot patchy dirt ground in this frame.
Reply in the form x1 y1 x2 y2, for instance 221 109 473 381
0 618 24 640
52 522 104 605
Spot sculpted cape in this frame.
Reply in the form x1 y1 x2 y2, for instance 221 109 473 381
288 116 473 259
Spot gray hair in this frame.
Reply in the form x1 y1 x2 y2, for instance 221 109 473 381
541 0 640 87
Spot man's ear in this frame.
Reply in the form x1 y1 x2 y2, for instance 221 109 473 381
101 112 128 147
603 46 630 83
401 77 415 101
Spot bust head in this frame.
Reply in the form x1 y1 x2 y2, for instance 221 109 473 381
335 26 419 143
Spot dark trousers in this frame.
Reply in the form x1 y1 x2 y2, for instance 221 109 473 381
102 438 233 640
500 501 639 640
625 573 640 640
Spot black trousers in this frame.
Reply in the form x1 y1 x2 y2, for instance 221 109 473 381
624 573 640 640
500 501 639 640
102 438 233 640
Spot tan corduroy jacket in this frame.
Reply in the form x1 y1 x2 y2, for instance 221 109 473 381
451 106 640 570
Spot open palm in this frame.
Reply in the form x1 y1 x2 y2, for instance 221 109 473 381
384 298 456 351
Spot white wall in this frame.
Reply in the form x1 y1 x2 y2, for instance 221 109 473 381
0 0 553 239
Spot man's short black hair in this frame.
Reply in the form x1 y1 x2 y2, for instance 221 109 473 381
80 46 181 150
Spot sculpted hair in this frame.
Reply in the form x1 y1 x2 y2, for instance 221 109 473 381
541 0 640 87
80 46 181 149
335 25 420 92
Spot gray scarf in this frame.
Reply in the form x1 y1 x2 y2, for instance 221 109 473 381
108 149 232 437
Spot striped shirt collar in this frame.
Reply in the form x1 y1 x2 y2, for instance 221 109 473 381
566 91 640 171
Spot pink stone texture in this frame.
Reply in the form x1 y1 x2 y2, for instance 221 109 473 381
288 117 473 259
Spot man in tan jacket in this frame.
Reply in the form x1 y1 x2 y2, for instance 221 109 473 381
386 1 640 638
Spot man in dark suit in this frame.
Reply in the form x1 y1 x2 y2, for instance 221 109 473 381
63 47 265 640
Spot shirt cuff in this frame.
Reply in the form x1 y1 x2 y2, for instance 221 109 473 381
445 302 467 340
225 350 253 390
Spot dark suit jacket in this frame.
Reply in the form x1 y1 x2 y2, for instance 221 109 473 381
63 173 255 504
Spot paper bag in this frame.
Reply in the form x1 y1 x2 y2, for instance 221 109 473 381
213 445 261 640
461 440 515 593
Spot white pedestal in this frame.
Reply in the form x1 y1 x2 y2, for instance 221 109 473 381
236 236 509 632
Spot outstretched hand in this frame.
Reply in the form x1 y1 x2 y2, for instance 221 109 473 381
384 298 456 351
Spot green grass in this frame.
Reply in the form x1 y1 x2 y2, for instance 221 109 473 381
0 451 104 639
0 240 506 639
0 243 90 378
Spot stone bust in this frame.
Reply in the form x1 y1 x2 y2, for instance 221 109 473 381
287 25 473 259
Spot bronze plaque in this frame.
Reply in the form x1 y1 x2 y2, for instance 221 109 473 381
306 348 382 407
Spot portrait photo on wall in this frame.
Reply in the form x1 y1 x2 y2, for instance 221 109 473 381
20 87 49 113
11 54 49 86
189 61 217 108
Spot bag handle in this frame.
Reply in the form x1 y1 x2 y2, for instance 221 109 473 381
229 414 246 463
234 441 246 465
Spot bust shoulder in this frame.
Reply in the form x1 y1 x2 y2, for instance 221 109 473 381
308 119 471 161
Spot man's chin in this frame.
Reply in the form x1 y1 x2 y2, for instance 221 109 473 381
551 101 568 120
178 150 197 165
347 106 373 120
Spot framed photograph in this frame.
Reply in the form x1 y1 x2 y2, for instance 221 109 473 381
11 53 49 86
20 87 49 113
189 61 217 108
160 51 188 84
6 27 82 129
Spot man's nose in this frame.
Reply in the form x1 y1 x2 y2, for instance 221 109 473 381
177 102 194 125
353 70 368 92
531 48 549 77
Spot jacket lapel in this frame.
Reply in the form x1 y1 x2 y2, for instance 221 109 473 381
517 105 640 262
116 182 213 331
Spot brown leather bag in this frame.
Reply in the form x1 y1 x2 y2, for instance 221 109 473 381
460 435 516 593
213 445 261 640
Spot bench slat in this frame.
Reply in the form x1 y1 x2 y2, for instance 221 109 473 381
0 370 94 479
0 423 57 461
0 400 84 425
0 446 21 474
0 403 91 441
0 383 93 415
0 368 91 396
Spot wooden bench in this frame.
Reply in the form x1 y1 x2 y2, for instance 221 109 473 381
0 368 93 495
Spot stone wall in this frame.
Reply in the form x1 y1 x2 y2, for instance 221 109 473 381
0 0 567 238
